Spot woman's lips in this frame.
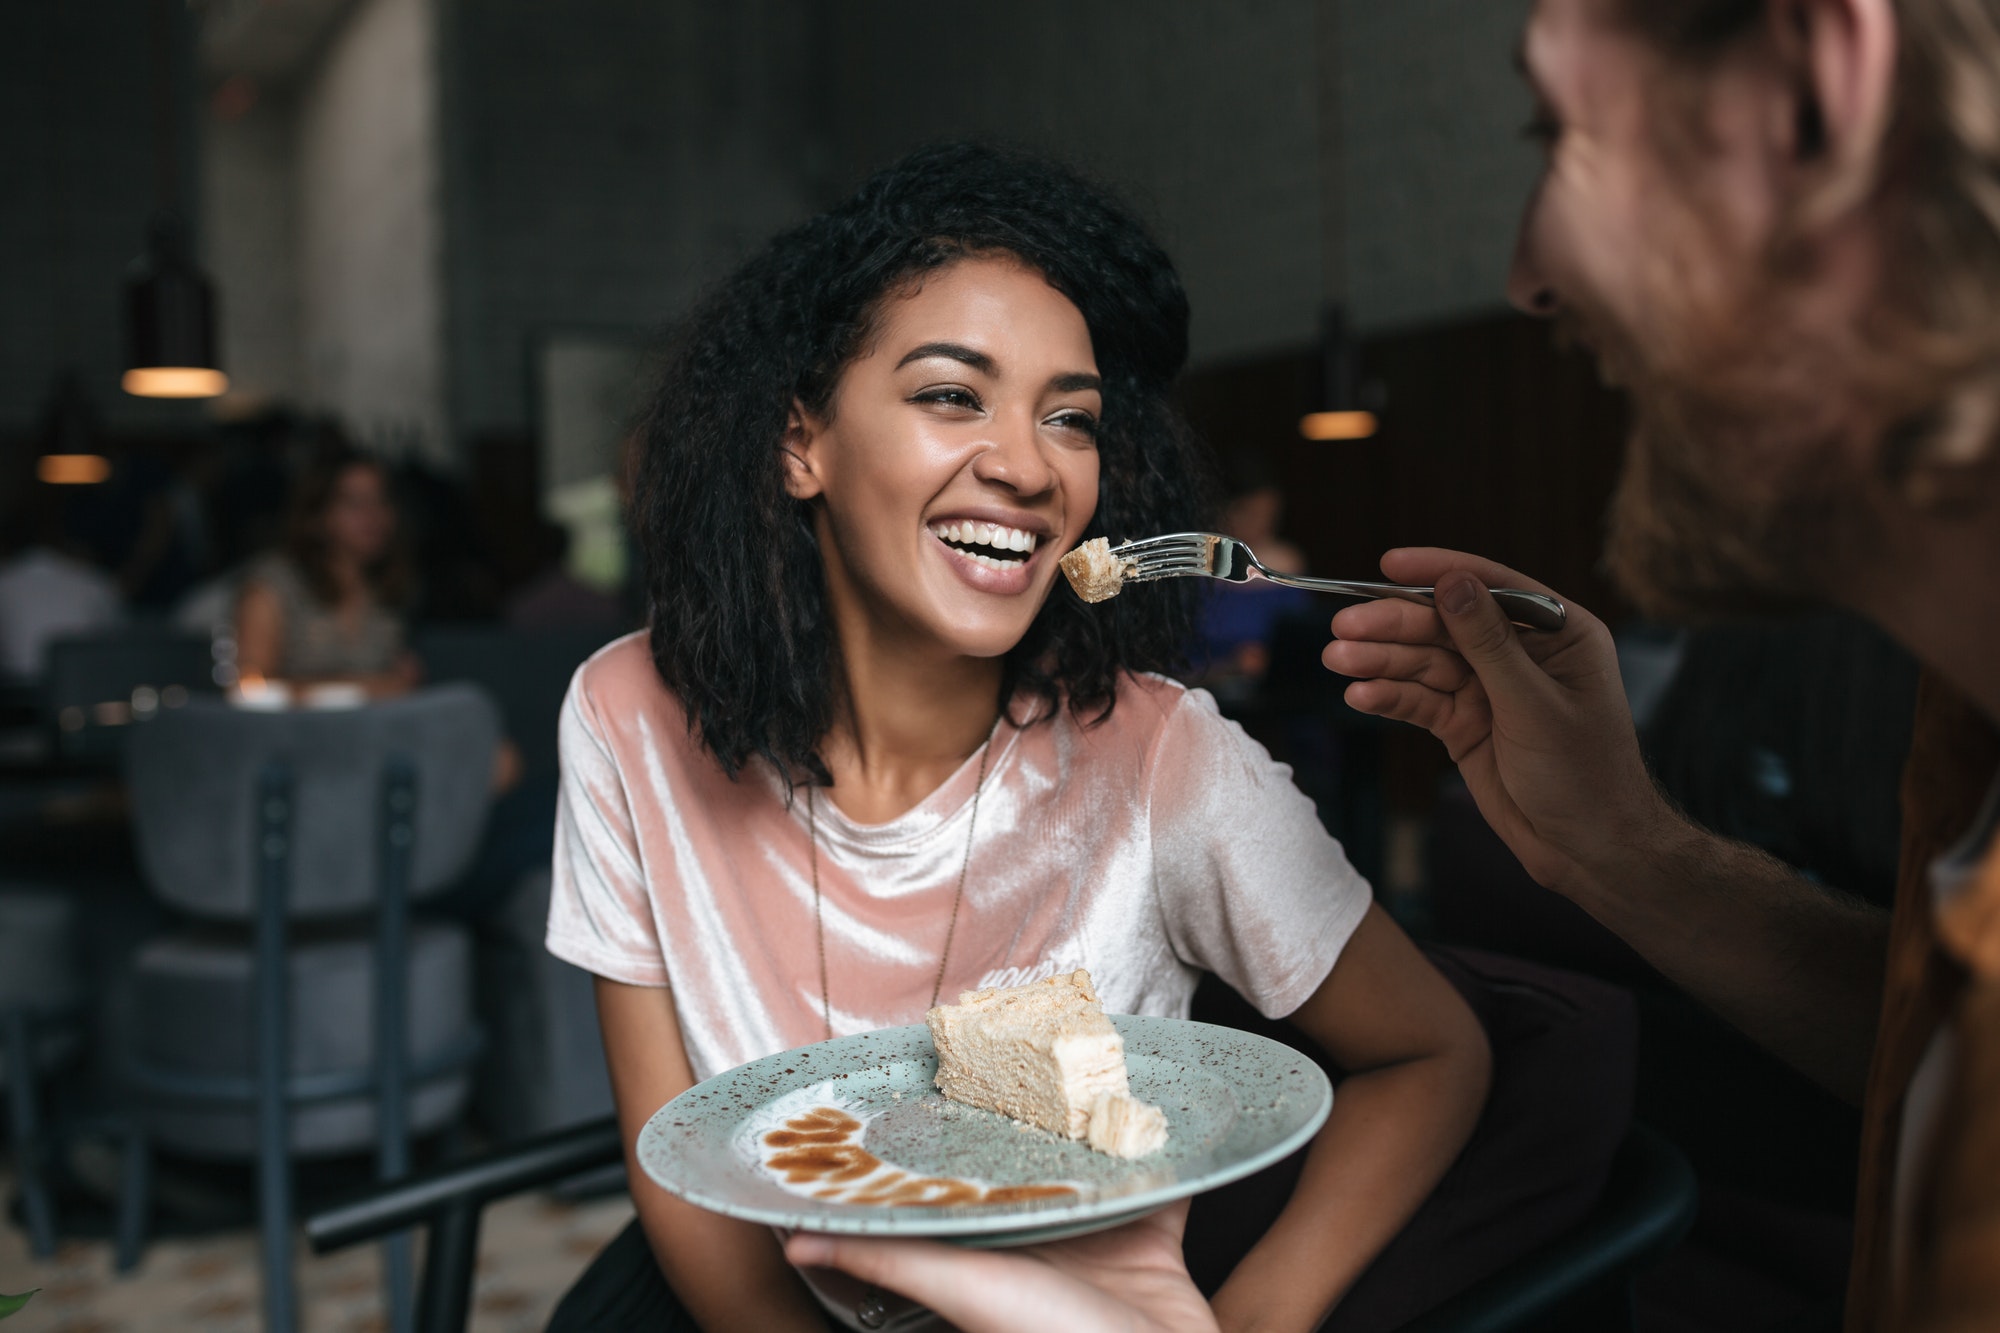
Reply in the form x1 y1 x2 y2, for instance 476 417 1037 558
929 528 1039 594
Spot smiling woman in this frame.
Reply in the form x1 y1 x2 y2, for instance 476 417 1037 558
544 143 1491 1333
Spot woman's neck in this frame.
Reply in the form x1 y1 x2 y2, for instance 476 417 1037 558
819 624 1005 826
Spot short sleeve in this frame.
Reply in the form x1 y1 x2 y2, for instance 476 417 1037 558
545 668 671 986
1148 687 1372 1019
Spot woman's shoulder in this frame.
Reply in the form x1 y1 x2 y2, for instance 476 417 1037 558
243 552 306 600
568 630 683 724
1056 671 1223 757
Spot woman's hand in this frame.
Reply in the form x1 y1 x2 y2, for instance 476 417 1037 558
783 1201 1217 1333
1320 547 1673 899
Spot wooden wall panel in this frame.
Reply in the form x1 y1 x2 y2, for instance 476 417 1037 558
1177 310 1633 622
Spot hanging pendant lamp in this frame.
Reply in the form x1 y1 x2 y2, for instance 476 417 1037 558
123 0 225 400
123 214 227 399
1299 303 1380 442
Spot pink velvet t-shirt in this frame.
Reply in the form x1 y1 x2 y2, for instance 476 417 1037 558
546 632 1372 1082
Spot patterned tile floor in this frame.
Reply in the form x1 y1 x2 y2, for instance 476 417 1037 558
0 1167 632 1333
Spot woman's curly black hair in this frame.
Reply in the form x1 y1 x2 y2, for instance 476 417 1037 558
634 141 1213 786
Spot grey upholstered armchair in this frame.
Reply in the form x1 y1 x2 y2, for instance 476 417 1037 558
120 685 501 1333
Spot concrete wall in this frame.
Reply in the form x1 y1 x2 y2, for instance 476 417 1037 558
296 0 448 461
1338 0 1540 334
0 2 205 434
825 0 1330 369
440 0 828 438
202 90 304 409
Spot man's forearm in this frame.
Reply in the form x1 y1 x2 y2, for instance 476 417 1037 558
1570 808 1889 1101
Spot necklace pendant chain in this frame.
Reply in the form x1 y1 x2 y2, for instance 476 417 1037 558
807 723 997 1042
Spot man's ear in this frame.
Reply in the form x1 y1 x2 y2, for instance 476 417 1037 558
779 400 825 501
1771 0 1896 222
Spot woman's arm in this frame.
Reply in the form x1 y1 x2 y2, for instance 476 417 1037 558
235 579 287 682
1210 904 1491 1333
595 977 827 1333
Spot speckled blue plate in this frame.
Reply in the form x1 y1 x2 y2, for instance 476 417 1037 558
636 1015 1332 1247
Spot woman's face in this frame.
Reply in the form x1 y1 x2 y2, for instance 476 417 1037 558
785 256 1102 661
323 463 396 565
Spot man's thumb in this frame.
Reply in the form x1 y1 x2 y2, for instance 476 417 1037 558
1436 571 1534 676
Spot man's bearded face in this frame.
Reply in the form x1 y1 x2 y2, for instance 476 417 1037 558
1511 0 1877 620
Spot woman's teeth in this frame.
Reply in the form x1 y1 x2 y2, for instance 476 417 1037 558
930 521 1039 567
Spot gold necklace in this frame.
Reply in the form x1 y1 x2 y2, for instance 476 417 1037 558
806 728 996 1041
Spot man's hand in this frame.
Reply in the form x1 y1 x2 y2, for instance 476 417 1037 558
783 1201 1218 1333
1321 547 1671 899
1323 547 1888 1100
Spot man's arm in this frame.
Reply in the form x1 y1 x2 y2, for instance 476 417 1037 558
1322 548 1887 1101
595 978 827 1333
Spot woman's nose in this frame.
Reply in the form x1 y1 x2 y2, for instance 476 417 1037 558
971 416 1056 496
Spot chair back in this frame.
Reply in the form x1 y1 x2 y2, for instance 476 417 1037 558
125 685 502 919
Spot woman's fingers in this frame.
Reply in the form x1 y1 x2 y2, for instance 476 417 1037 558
1322 639 1475 693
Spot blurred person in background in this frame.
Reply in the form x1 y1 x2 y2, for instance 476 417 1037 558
0 494 123 685
1322 0 2000 1327
1192 452 1311 688
235 446 420 696
502 517 627 633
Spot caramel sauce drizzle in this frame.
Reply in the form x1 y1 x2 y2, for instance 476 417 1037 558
761 1106 1076 1208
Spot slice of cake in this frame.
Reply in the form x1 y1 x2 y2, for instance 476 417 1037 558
1059 538 1128 603
927 970 1168 1160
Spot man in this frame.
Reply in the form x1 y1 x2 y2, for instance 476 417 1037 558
1321 0 2000 1327
792 0 2000 1328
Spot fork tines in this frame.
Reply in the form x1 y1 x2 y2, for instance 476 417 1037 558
1107 533 1216 583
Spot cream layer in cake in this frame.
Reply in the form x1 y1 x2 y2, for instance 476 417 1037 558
927 969 1169 1159
1059 538 1127 603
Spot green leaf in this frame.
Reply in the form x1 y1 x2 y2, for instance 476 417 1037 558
0 1290 38 1320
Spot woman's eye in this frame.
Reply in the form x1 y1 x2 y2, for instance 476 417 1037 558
1048 411 1099 439
912 387 981 412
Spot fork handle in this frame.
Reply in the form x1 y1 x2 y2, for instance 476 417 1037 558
1254 573 1568 632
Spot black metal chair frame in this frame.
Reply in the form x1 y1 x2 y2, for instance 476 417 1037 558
2 999 82 1259
306 1122 1696 1333
120 756 484 1333
308 1116 622 1333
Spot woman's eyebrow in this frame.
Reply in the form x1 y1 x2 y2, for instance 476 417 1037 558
895 341 997 374
1050 372 1102 393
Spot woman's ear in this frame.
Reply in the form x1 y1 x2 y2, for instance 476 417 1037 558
779 400 825 501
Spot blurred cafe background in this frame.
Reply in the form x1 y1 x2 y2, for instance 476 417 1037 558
0 2 1918 1330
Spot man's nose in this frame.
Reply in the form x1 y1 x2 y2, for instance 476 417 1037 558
1506 210 1558 319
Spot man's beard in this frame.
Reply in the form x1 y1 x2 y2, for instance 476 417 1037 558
1582 310 1875 622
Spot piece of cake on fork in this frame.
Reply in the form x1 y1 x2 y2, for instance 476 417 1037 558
926 969 1169 1159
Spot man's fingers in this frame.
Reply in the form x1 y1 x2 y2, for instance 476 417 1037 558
1378 547 1560 598
784 1232 1137 1333
1342 678 1458 733
1322 639 1474 693
785 1234 1005 1318
1328 597 1454 648
1432 570 1548 696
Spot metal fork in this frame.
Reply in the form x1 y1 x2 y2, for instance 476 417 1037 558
1111 532 1568 632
